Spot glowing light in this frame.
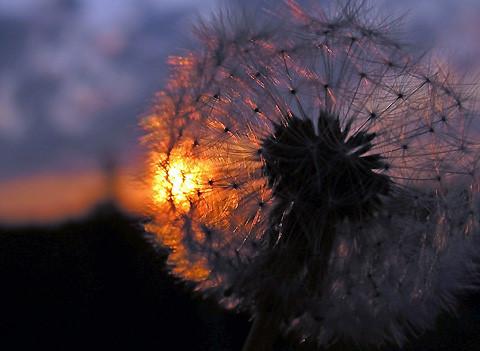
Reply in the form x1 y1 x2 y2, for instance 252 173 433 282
152 157 204 211
148 154 212 282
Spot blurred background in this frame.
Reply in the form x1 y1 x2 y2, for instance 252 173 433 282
1 0 480 350
0 0 218 224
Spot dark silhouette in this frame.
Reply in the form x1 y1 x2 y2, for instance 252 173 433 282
0 203 249 350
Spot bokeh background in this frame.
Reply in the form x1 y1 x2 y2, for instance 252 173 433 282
1 1 480 350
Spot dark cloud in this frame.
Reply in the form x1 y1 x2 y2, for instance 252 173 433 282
0 16 29 70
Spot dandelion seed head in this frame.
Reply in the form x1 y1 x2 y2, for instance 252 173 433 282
262 112 390 221
142 0 480 347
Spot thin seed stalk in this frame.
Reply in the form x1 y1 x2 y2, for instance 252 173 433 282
242 309 280 351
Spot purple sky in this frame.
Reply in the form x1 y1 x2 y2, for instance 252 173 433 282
1 0 480 182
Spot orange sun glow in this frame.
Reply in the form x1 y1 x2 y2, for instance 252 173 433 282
152 156 204 211
148 154 212 281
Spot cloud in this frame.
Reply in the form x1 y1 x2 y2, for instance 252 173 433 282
0 0 201 179
0 76 27 140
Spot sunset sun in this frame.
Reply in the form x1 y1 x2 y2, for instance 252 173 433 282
152 157 203 211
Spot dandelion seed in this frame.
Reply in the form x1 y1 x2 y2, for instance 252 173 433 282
142 1 480 349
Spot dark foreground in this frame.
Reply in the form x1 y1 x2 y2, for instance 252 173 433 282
0 203 479 350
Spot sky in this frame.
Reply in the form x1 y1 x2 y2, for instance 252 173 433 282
1 0 480 224
0 0 214 181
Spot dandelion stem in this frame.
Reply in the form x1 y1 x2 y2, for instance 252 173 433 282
241 310 279 351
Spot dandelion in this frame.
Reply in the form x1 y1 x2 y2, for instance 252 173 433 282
142 1 480 349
